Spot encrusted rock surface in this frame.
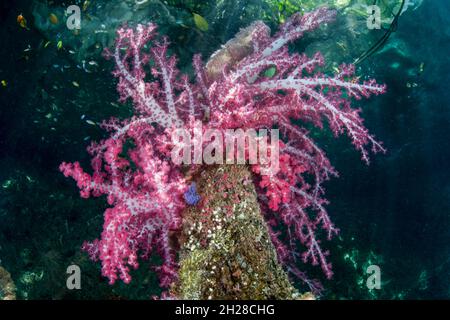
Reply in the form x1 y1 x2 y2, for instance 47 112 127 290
172 165 311 300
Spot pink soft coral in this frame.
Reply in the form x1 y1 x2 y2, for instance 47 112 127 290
60 127 186 286
61 7 385 291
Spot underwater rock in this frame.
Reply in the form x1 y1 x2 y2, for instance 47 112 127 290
205 21 266 80
172 165 305 299
0 265 16 300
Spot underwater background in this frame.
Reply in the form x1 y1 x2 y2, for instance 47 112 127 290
0 0 449 299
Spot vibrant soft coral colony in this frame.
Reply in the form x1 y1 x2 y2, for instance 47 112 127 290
60 8 386 292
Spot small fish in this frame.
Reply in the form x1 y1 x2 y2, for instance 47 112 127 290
57 40 63 50
83 0 90 11
351 76 360 84
1 80 7 87
2 180 12 189
175 19 189 29
263 66 276 78
193 13 209 32
390 62 401 69
72 81 80 87
80 60 92 73
88 60 98 66
336 41 347 51
17 14 29 30
86 120 96 126
44 41 51 48
68 50 76 54
49 13 59 25
418 62 425 75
